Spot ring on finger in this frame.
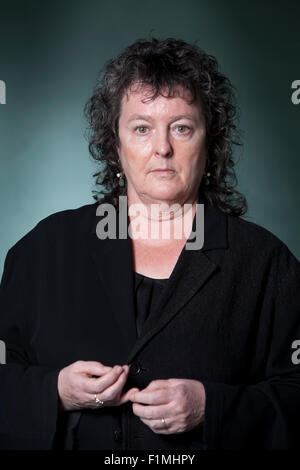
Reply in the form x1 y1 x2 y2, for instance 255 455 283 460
94 394 104 407
161 417 168 428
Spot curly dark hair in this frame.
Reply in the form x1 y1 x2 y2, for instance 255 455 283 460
84 37 247 216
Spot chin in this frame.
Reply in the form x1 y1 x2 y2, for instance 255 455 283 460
147 191 181 203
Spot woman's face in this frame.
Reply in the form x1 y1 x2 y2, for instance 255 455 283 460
117 84 207 207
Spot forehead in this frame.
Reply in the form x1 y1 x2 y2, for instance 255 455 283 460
119 83 202 119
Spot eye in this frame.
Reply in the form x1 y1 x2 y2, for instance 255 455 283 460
135 126 149 134
175 125 191 134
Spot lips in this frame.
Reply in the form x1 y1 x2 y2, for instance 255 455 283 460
152 169 174 172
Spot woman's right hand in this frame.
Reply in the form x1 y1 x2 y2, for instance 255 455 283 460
57 360 135 411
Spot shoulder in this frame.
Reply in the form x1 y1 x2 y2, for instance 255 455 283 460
227 211 287 250
0 203 100 294
7 202 98 256
225 211 299 268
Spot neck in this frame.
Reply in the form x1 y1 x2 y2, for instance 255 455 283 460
126 191 199 244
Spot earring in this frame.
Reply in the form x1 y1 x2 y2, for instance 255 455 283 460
116 170 125 187
203 172 211 186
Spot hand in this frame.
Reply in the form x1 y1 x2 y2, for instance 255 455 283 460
127 378 206 434
57 360 133 411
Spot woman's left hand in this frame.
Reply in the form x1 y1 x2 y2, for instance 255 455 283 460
127 379 206 434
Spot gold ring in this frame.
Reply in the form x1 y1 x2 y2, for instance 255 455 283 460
161 417 167 428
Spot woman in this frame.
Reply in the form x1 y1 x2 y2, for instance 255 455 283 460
0 37 299 450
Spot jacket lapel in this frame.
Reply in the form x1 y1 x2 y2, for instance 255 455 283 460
128 247 218 362
126 200 228 363
89 208 137 350
88 197 228 363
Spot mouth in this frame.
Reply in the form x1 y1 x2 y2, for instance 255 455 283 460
151 169 175 173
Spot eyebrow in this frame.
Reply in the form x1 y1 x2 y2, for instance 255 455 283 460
127 114 197 123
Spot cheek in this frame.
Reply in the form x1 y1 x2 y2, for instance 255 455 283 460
177 143 205 170
120 135 152 161
119 145 152 178
176 142 206 183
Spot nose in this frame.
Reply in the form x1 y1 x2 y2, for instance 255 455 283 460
154 128 173 158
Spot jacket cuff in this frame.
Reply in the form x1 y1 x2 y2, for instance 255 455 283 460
40 367 62 442
201 381 224 450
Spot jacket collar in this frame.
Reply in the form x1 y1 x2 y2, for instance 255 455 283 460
88 196 228 363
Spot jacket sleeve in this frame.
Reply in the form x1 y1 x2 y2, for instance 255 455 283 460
0 244 62 450
201 242 300 449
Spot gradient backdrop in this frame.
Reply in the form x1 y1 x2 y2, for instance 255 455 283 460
0 0 299 278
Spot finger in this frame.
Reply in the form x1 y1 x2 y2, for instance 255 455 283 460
130 388 170 405
140 417 171 434
132 402 172 420
129 380 169 402
118 388 140 405
119 365 130 378
81 364 127 394
75 360 112 377
124 387 140 401
86 365 124 394
143 380 169 391
99 369 129 400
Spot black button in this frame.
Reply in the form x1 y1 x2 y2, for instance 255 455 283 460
114 429 122 442
129 361 141 376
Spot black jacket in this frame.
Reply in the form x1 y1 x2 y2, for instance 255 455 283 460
0 200 299 450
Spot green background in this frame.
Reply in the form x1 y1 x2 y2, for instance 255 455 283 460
0 0 299 278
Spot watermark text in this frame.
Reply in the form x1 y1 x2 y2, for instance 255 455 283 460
0 80 6 104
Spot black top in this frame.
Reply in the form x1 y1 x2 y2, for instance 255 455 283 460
134 272 169 337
